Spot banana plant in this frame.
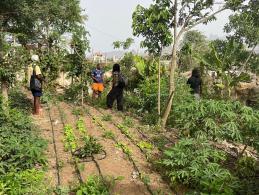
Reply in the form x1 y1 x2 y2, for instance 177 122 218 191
197 39 251 98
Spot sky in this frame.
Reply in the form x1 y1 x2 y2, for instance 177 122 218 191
80 0 233 53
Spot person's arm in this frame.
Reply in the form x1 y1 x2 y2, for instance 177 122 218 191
91 71 98 82
35 66 44 82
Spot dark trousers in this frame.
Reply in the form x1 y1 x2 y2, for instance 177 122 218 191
106 87 123 111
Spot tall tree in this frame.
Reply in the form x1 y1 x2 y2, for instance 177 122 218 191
179 30 208 71
133 0 243 128
132 3 172 120
225 0 259 73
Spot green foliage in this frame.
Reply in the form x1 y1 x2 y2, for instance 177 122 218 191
179 30 208 71
64 124 77 152
75 176 109 195
115 142 132 157
172 99 259 149
112 38 134 50
236 156 257 178
161 138 238 194
9 88 32 113
102 131 115 140
76 118 87 135
132 2 172 55
0 90 48 194
198 39 254 98
0 109 47 173
102 114 112 122
64 83 82 103
0 169 48 195
74 136 103 158
137 141 153 151
225 0 259 48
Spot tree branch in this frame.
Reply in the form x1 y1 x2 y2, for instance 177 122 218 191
183 7 227 33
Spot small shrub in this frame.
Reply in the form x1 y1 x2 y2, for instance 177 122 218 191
160 138 238 194
74 136 103 158
75 176 109 195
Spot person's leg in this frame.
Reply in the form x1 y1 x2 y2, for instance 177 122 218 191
116 91 123 111
35 96 40 115
98 83 104 98
33 96 36 114
107 89 116 109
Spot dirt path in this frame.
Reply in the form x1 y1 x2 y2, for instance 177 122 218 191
28 92 173 194
31 102 78 188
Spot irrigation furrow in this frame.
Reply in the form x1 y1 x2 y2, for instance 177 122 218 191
85 105 177 195
56 102 84 184
46 102 61 187
84 107 158 195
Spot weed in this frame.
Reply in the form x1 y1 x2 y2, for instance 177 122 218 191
75 175 109 195
102 131 115 139
122 116 134 127
115 142 132 157
74 136 103 158
102 114 112 121
72 108 84 117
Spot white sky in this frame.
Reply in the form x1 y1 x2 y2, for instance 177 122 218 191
80 0 233 53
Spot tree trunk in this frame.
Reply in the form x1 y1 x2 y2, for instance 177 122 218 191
161 0 178 128
158 57 161 117
1 81 9 109
161 46 177 128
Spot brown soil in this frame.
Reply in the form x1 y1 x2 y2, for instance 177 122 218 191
31 102 78 188
28 92 174 194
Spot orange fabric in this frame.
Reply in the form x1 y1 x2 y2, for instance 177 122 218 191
92 83 104 92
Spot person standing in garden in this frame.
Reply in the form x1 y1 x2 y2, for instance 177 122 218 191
28 55 44 115
91 63 105 98
187 68 202 100
107 64 127 111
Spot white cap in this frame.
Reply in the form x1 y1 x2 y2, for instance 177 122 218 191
31 54 39 62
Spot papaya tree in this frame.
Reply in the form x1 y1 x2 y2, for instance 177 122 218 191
198 39 253 98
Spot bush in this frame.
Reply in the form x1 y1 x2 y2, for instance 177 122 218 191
171 99 259 150
0 169 48 195
75 176 109 195
160 138 238 194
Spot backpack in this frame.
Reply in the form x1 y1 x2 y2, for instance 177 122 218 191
118 74 128 88
30 65 42 91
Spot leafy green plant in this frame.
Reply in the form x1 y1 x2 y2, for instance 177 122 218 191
102 131 115 140
72 108 84 117
236 156 257 178
102 114 112 122
76 118 87 135
115 142 132 157
137 141 153 151
0 169 49 195
160 138 238 194
117 124 134 140
172 99 259 150
122 116 134 127
64 124 77 152
74 136 103 158
75 176 109 195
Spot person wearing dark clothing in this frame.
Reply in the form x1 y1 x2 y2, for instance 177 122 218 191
187 68 202 100
106 64 126 111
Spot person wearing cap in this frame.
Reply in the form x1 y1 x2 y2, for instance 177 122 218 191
27 55 44 115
